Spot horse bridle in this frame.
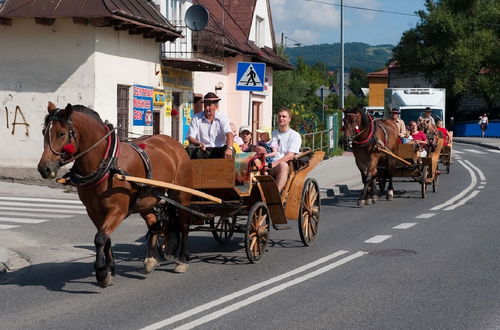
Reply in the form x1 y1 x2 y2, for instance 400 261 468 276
43 110 116 166
343 113 374 147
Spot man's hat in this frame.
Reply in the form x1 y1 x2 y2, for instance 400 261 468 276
256 126 272 137
424 107 432 112
239 125 251 134
391 108 401 114
203 92 221 104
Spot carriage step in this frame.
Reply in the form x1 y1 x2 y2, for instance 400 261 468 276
272 224 292 230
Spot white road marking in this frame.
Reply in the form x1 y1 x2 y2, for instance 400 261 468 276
416 213 436 219
140 250 350 330
464 148 487 154
364 235 392 243
463 159 486 181
393 223 417 229
0 211 71 218
0 224 19 230
444 190 480 211
478 186 484 189
170 252 367 330
453 150 464 154
0 206 87 215
487 149 500 153
431 160 477 211
0 201 85 210
0 196 82 204
0 217 47 224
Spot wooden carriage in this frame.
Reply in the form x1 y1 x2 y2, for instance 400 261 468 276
388 138 444 198
118 150 324 263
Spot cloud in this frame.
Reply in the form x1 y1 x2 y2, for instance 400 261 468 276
289 29 320 45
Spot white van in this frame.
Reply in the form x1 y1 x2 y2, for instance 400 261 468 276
363 106 384 119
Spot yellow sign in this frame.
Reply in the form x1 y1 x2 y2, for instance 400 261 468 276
164 90 172 117
154 91 166 106
161 66 193 90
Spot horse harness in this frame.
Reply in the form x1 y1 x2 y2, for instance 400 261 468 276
44 110 153 188
345 112 389 151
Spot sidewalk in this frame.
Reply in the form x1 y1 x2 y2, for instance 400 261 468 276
452 137 500 150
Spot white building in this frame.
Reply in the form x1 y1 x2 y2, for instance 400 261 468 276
0 0 181 177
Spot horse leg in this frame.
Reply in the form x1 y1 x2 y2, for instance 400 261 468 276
365 156 379 205
387 176 394 200
94 232 114 287
358 172 368 206
142 212 161 274
174 209 190 273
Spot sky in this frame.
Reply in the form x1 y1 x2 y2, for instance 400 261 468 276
270 0 428 47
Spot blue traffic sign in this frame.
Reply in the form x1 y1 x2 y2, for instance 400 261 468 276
236 62 266 92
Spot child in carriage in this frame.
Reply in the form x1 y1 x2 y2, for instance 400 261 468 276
256 126 278 170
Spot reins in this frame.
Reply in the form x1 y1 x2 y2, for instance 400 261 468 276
345 112 374 145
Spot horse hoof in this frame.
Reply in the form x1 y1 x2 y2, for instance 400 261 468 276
98 273 114 288
366 198 373 205
174 261 188 273
373 195 378 201
358 200 365 207
387 191 394 201
144 257 159 274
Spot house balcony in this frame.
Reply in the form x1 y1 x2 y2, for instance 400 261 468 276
161 21 224 72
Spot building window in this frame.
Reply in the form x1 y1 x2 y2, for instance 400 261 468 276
255 16 264 47
117 85 130 140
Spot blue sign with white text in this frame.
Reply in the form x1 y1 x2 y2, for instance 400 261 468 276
236 62 266 92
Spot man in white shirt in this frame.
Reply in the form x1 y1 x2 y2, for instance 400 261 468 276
187 92 234 159
270 107 302 192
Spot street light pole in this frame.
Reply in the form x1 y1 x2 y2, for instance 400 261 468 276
340 0 344 109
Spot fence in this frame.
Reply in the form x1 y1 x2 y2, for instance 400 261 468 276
300 113 341 153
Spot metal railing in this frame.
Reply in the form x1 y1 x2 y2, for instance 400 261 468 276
301 128 334 151
161 21 224 66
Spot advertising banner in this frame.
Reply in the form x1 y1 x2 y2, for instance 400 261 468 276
133 84 153 126
164 90 172 117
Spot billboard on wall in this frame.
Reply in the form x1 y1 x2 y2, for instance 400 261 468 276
133 84 153 126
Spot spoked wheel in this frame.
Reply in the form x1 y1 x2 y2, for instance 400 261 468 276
298 178 320 246
156 229 179 261
421 165 428 198
211 216 236 244
244 202 270 263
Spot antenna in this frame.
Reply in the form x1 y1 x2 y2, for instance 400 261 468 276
185 5 209 31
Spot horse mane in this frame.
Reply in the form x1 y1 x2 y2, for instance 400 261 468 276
345 107 370 127
43 104 104 130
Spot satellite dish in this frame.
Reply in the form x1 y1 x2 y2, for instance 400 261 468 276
185 5 209 31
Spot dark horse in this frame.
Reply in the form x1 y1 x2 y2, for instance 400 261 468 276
342 108 399 206
37 102 192 287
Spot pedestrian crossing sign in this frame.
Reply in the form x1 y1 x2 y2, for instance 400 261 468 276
236 62 266 92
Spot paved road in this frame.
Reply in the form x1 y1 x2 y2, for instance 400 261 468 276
1 142 499 329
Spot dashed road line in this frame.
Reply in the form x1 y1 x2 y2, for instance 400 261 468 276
0 201 85 210
364 235 392 243
0 206 87 215
416 213 436 219
487 149 500 154
0 211 71 219
393 223 417 229
0 196 82 204
0 224 18 230
463 159 486 181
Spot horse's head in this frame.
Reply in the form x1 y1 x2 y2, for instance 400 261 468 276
37 102 76 179
342 107 366 147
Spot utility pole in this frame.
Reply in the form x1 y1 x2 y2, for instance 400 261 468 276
340 0 344 109
281 32 284 48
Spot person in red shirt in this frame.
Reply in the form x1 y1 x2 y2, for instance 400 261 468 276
408 121 427 145
436 119 451 146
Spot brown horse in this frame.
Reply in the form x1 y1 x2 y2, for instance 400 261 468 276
37 102 192 287
342 108 400 206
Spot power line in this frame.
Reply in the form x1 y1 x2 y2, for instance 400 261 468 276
304 0 419 17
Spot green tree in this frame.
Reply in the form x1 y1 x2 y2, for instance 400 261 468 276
348 67 368 96
392 0 500 115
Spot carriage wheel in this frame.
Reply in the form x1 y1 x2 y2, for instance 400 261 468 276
244 202 270 263
211 216 236 244
299 178 321 246
421 166 428 198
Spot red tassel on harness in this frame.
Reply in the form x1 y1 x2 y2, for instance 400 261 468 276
355 126 360 133
62 144 76 155
138 143 146 150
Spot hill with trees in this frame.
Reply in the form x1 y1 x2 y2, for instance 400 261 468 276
284 42 393 73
